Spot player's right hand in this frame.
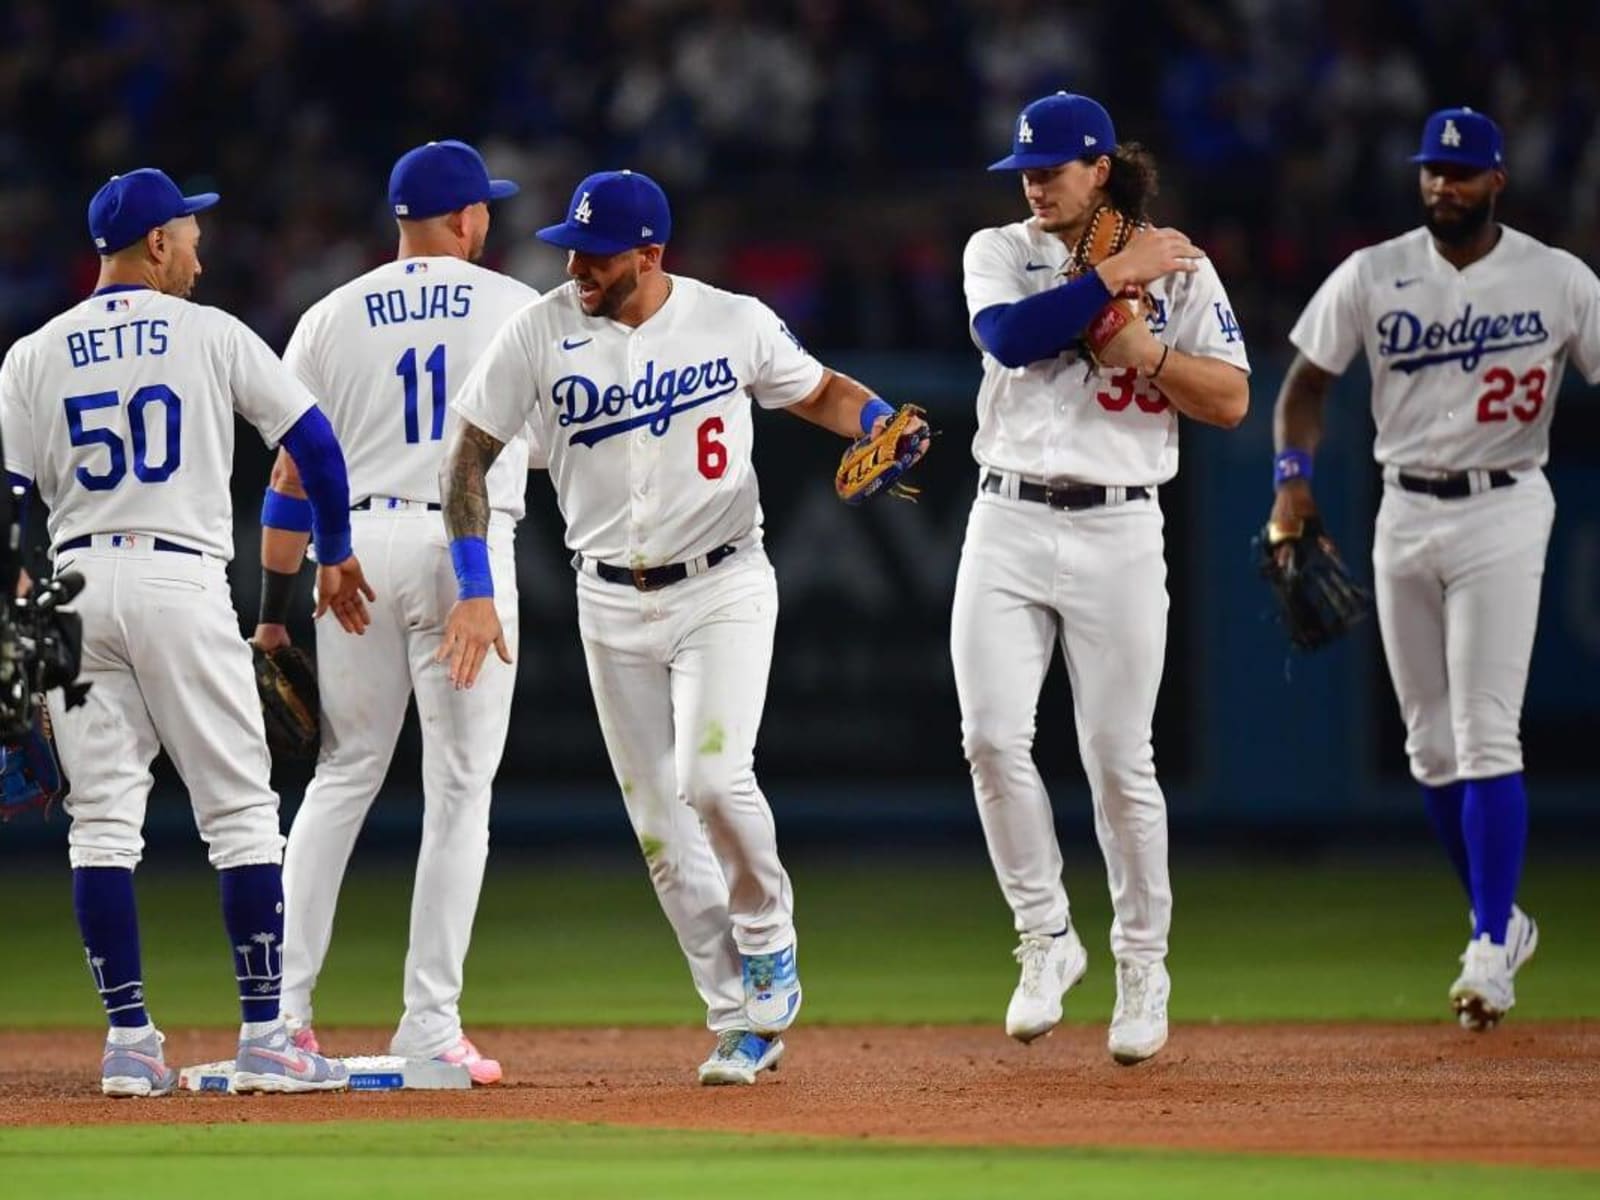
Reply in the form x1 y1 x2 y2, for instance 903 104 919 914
314 556 376 634
252 623 291 651
438 597 512 690
1097 227 1203 291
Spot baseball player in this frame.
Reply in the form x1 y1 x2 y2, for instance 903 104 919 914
441 169 923 1085
954 93 1250 1063
0 168 367 1095
1271 107 1600 1030
254 140 538 1083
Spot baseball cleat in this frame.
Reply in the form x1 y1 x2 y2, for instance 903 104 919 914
697 1029 785 1086
1005 928 1088 1043
742 945 802 1035
1451 907 1537 1032
1108 959 1170 1065
433 1035 502 1085
101 1028 177 1098
233 1023 349 1093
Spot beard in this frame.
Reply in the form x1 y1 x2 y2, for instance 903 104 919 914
587 269 638 319
1423 196 1493 245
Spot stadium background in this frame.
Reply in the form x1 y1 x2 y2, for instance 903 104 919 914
2 0 1597 844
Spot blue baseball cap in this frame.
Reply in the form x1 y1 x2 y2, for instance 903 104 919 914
87 168 219 254
1410 107 1503 171
536 170 671 256
389 140 518 220
989 92 1117 171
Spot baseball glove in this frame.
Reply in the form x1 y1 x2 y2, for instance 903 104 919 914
0 702 68 821
1066 204 1156 368
835 403 931 505
1256 517 1372 651
252 644 320 761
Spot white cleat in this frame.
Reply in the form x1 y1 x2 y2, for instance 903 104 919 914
1450 907 1536 1032
1108 959 1170 1065
1005 929 1088 1044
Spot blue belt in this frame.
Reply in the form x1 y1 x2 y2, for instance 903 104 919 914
57 534 201 556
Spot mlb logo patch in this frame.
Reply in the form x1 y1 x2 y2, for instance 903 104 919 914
105 298 129 312
405 261 428 274
110 534 139 549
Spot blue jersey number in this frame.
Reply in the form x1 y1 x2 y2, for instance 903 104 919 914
64 385 182 490
396 344 446 444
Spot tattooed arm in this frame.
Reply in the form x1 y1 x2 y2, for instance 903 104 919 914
436 420 510 690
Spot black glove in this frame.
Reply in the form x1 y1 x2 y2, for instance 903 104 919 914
1256 517 1372 651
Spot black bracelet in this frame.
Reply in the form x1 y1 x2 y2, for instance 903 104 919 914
259 567 300 626
1148 343 1171 380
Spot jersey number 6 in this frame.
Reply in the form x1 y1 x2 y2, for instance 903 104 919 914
64 386 182 491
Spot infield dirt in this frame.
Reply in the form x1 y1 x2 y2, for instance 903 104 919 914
2 1022 1596 1167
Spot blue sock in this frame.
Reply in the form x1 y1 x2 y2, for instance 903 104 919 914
219 864 285 1025
1462 773 1528 944
72 867 150 1029
1421 782 1471 897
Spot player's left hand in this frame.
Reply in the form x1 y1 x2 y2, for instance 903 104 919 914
869 411 931 466
314 556 376 634
1093 313 1163 371
438 597 512 690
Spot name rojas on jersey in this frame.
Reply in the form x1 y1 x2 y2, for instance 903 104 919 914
285 256 540 518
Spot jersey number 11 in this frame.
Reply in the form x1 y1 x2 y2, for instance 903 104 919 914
396 344 446 444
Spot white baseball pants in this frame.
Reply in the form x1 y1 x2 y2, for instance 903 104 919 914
951 488 1172 965
576 549 794 1034
1374 470 1554 786
280 509 519 1059
48 536 283 870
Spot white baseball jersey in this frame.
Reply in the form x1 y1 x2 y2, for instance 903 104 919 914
963 219 1251 485
0 287 314 560
284 257 540 517
452 275 824 565
1291 225 1600 470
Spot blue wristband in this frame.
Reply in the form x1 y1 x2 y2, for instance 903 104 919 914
261 488 314 532
859 397 894 435
450 536 494 600
1273 449 1313 489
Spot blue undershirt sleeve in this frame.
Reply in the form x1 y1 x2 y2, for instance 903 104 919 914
972 271 1116 368
279 407 352 565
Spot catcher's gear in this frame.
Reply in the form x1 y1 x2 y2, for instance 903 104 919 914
1066 204 1156 367
835 403 931 505
1256 516 1372 651
252 644 321 761
0 703 67 820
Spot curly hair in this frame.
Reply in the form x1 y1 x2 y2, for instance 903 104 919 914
1084 142 1160 222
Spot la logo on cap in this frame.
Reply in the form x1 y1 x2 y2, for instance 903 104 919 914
1018 115 1034 145
1442 119 1462 147
574 192 593 224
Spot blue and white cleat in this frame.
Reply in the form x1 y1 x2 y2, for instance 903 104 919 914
742 945 801 1035
1451 906 1538 1032
233 1023 349 1093
101 1028 177 1098
698 1029 785 1086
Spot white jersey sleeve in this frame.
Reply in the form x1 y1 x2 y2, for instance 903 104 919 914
451 312 544 447
1163 256 1251 373
0 348 37 483
224 316 317 445
962 227 1029 322
1559 252 1600 386
745 299 824 410
1289 251 1367 375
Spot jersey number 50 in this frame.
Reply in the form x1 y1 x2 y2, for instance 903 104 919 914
64 387 182 491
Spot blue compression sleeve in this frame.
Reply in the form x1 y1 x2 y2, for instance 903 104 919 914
972 271 1116 368
260 488 313 532
279 407 352 564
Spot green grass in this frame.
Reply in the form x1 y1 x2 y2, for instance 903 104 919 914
0 852 1594 1028
0 1122 1591 1200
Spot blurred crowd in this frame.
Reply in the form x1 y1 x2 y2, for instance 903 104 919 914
2 0 1598 358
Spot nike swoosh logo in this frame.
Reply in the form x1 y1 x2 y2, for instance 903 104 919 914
250 1047 313 1073
1394 278 1422 289
561 336 593 350
1024 262 1052 272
